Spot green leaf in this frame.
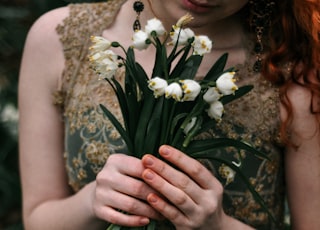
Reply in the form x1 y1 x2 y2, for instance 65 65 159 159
182 116 203 149
168 112 187 143
178 55 203 80
220 85 253 105
133 95 156 156
125 48 150 93
159 98 176 145
169 44 192 79
144 97 164 157
152 36 167 78
135 62 152 93
100 104 134 154
124 72 141 141
106 224 121 230
203 53 228 81
186 138 270 160
171 99 206 148
107 79 130 133
146 220 156 230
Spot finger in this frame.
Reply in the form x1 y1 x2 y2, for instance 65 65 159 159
107 154 144 177
142 168 196 215
101 154 157 200
146 193 188 225
110 172 156 201
96 205 150 227
158 145 218 189
142 153 201 192
98 189 162 220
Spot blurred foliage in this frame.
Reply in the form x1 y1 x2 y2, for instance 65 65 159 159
0 0 67 229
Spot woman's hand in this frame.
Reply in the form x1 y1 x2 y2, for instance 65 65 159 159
92 154 163 227
141 145 227 230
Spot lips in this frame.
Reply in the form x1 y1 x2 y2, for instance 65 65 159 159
182 0 213 13
188 0 211 7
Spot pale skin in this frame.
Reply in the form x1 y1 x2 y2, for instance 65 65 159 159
18 0 320 229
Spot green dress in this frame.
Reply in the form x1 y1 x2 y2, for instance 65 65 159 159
54 1 286 229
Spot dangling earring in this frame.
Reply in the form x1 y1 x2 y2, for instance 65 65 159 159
249 0 275 72
133 0 144 31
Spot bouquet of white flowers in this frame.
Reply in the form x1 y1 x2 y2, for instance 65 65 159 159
89 14 274 230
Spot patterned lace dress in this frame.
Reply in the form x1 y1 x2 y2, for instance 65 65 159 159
54 1 286 229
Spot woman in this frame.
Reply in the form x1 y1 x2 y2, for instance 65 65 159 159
18 0 320 229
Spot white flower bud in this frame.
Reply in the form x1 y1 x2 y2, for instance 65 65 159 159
207 101 224 120
183 117 197 135
165 82 183 101
176 13 194 27
89 36 112 53
203 87 221 104
145 18 166 36
132 30 150 50
192 35 212 56
216 72 238 95
148 77 168 97
169 27 195 46
180 79 201 101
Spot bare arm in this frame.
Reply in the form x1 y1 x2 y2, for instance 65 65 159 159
18 7 107 230
19 8 162 229
281 81 320 229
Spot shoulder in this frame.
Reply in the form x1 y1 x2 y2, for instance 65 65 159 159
22 6 70 67
26 6 69 46
19 6 71 95
280 71 319 140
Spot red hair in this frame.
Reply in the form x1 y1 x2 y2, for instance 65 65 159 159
262 0 320 144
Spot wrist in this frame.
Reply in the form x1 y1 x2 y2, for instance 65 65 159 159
219 213 255 230
81 181 108 228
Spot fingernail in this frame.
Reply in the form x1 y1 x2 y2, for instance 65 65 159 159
144 156 154 167
148 194 158 203
140 217 150 225
160 145 170 156
144 170 154 180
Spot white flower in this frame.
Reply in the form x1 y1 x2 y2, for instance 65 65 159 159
203 87 221 104
216 72 238 95
1 103 19 138
169 27 195 46
89 36 112 53
207 100 224 120
183 117 197 135
89 49 117 62
148 77 168 97
165 82 183 101
90 50 119 80
192 35 212 55
180 79 201 101
97 60 119 80
1 103 19 123
132 30 150 50
145 18 166 36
